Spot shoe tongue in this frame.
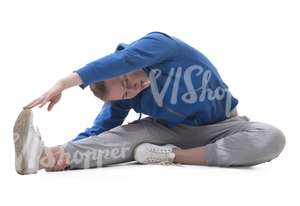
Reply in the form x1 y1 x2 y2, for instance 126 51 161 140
35 126 42 139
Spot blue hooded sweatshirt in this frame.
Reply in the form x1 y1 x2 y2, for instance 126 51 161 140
73 31 238 141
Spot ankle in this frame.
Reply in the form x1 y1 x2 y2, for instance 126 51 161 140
39 146 57 170
39 147 50 169
173 148 182 163
39 146 71 171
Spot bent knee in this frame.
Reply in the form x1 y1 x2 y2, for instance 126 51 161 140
246 122 286 166
264 125 286 159
215 123 286 167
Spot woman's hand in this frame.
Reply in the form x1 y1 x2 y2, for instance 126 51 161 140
23 81 65 111
23 73 83 111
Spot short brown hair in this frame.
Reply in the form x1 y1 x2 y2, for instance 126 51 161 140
90 81 107 100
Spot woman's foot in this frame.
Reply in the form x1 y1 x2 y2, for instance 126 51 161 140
134 143 180 164
13 109 44 175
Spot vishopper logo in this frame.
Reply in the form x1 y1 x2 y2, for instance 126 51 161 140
69 143 131 169
38 143 132 169
149 64 233 117
14 129 132 170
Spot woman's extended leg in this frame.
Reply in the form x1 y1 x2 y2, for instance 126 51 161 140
39 117 198 171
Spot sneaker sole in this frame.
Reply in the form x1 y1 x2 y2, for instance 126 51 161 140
13 109 33 175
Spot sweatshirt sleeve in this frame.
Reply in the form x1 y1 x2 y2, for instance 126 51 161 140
72 100 131 141
74 32 179 89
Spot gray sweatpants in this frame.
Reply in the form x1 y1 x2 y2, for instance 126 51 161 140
63 115 286 169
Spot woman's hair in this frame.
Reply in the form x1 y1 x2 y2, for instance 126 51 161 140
90 81 107 100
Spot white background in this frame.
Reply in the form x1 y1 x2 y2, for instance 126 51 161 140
0 0 299 205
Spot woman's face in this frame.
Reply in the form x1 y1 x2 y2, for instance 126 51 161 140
103 69 151 101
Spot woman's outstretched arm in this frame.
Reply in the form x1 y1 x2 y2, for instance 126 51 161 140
23 72 83 111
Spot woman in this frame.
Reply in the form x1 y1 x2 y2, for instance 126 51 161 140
13 31 286 175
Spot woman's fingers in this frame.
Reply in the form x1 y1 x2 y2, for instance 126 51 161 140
39 100 47 108
47 101 56 111
39 94 54 108
24 81 65 110
24 94 60 111
47 102 53 111
24 93 48 109
24 98 43 109
47 94 61 111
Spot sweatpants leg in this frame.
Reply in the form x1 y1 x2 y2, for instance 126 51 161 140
203 118 286 167
63 115 286 169
62 117 193 169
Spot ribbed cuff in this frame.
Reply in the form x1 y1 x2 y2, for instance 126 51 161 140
203 143 218 166
72 70 88 89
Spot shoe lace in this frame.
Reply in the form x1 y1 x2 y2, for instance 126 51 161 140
146 146 182 166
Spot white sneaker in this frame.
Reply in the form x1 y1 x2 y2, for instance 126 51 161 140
13 109 44 175
134 143 179 165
